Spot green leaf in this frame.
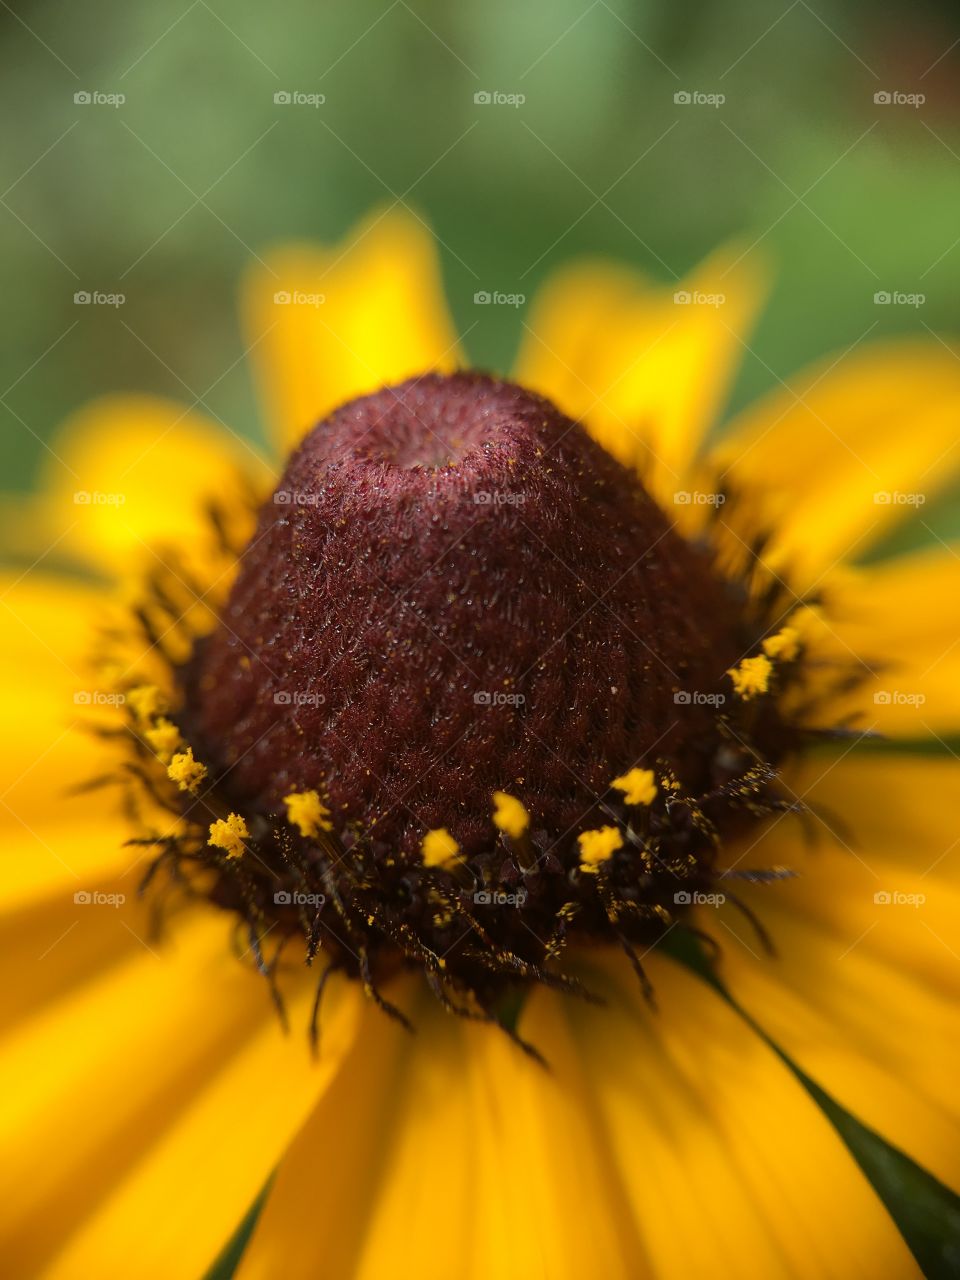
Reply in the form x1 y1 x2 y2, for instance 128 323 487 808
202 1178 272 1280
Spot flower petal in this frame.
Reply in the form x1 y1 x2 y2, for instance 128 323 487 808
238 957 917 1279
242 209 463 453
814 546 960 736
711 343 960 590
37 394 266 576
0 573 119 831
711 752 960 1194
0 894 361 1279
514 246 764 506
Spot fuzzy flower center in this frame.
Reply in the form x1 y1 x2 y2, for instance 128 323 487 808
120 372 812 1046
182 372 751 853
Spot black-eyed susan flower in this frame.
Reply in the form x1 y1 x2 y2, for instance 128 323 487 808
2 208 959 1278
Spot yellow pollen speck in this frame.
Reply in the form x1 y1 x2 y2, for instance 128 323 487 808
145 717 183 763
611 767 658 807
492 791 529 839
421 827 461 868
167 748 207 793
127 684 167 723
283 789 333 838
208 813 248 859
578 826 623 872
728 654 772 700
762 626 801 662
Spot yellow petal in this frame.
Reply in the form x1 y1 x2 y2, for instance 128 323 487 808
0 900 361 1279
0 573 119 831
38 394 266 576
568 955 919 1279
711 342 960 590
239 957 917 1279
0 823 139 1035
811 546 960 736
712 752 960 1194
514 245 765 506
242 209 463 453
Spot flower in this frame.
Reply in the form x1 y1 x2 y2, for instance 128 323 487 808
2 208 958 1278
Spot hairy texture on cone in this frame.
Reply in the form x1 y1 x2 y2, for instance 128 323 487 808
183 373 746 853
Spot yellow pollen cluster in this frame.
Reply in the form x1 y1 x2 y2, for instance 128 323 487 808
762 625 801 662
611 767 658 806
421 827 461 868
208 813 248 859
492 791 530 839
127 684 167 724
283 789 333 838
167 748 207 793
578 825 623 872
144 717 184 764
728 654 772 701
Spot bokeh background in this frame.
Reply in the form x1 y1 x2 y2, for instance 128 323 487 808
3 0 960 559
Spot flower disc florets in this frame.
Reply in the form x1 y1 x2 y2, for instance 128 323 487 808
122 373 809 1043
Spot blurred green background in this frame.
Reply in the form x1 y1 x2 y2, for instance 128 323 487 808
3 0 960 551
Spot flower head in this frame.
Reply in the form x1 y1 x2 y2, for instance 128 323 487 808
5 209 958 1277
